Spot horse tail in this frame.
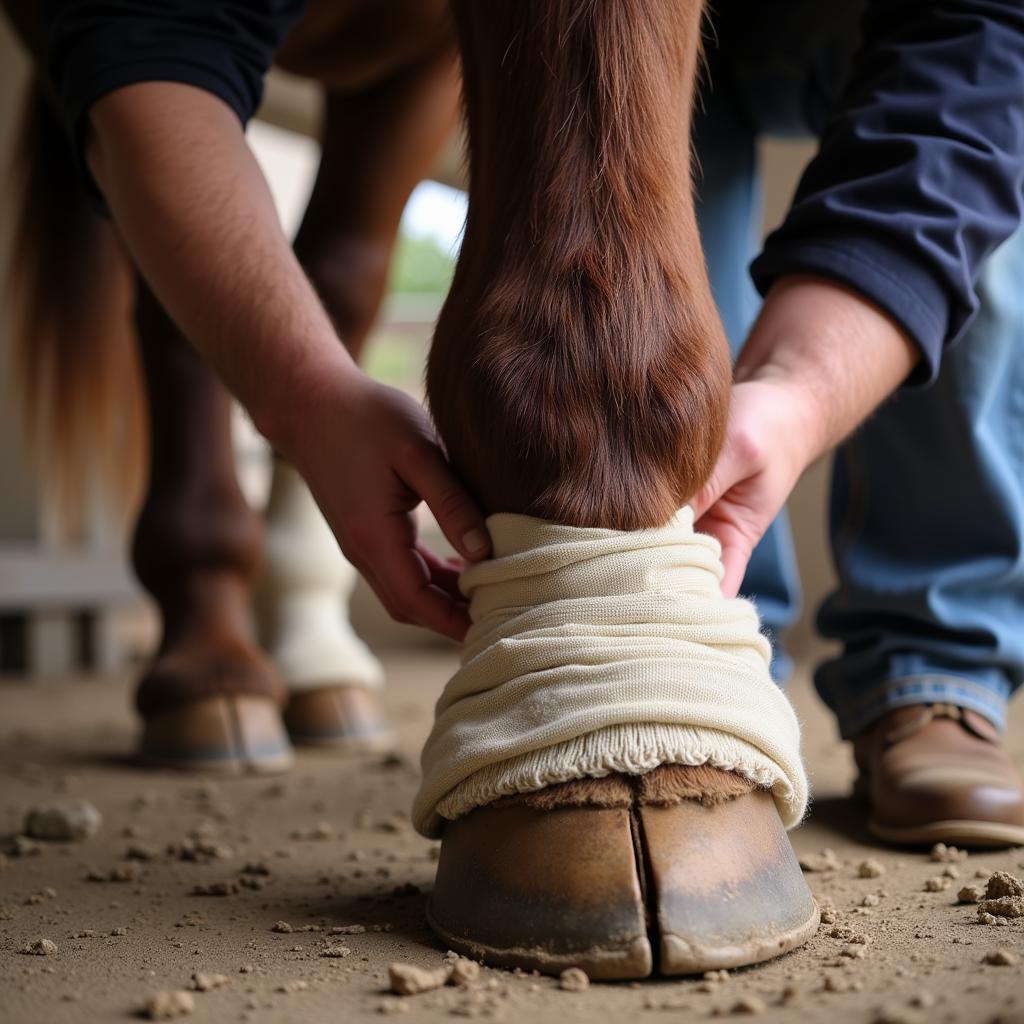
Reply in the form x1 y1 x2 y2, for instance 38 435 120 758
7 74 146 530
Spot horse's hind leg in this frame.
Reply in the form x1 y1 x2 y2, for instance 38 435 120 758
132 280 292 774
257 43 459 750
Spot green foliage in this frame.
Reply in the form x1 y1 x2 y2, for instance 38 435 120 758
387 231 458 295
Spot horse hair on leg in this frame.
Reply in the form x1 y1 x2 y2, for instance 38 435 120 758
429 0 731 529
495 766 757 812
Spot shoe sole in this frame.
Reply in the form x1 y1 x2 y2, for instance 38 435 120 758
869 818 1024 849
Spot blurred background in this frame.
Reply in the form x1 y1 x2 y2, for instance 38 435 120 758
0 19 834 683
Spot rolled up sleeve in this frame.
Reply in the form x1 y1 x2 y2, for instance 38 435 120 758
45 1 306 155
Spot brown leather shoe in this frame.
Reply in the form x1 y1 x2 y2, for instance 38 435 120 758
140 695 293 774
853 703 1024 848
427 768 818 979
283 686 394 752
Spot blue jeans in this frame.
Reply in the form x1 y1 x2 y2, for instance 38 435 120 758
693 29 1024 737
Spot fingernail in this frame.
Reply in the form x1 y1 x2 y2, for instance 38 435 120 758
461 528 488 555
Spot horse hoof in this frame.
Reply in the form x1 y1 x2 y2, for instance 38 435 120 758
429 799 652 979
643 790 820 974
427 786 817 979
283 686 394 752
139 695 294 774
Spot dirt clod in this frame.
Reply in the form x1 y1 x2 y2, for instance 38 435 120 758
449 958 481 988
191 972 229 991
985 871 1024 899
643 993 691 1011
86 863 141 883
25 798 102 842
824 976 855 994
978 896 1024 920
982 949 1020 967
191 880 240 896
957 885 986 903
730 995 766 1014
20 938 57 956
817 898 837 925
6 835 42 858
858 859 885 878
799 848 841 872
376 999 410 1015
559 967 590 992
388 963 449 996
125 843 159 861
779 985 800 1005
142 990 194 1019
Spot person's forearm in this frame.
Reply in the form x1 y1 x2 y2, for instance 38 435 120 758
735 275 920 463
84 81 490 637
86 81 351 451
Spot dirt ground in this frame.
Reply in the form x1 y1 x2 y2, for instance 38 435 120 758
2 648 1022 1024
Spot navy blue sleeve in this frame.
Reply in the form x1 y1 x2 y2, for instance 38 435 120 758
45 1 306 152
751 0 1024 384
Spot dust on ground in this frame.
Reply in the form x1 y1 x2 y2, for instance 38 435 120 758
2 649 1022 1023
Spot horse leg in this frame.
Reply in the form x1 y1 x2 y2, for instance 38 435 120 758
421 0 815 978
256 43 459 750
132 280 292 774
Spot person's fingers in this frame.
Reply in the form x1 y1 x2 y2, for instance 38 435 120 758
690 479 720 525
363 518 472 642
346 554 415 626
692 446 741 522
415 542 465 601
692 417 765 522
718 541 752 599
692 511 755 599
395 440 491 562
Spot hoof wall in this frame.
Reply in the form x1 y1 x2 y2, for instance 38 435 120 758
140 695 293 774
429 782 817 979
284 686 394 752
642 794 819 974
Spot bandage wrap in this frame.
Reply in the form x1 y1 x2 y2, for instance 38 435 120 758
413 509 808 836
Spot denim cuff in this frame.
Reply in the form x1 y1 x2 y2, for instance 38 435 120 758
826 673 1009 740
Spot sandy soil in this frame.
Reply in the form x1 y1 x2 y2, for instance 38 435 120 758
2 649 1022 1023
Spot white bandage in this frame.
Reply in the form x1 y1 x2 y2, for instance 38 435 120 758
413 508 808 837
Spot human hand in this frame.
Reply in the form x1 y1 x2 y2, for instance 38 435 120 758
692 276 919 598
283 368 491 642
691 377 819 598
